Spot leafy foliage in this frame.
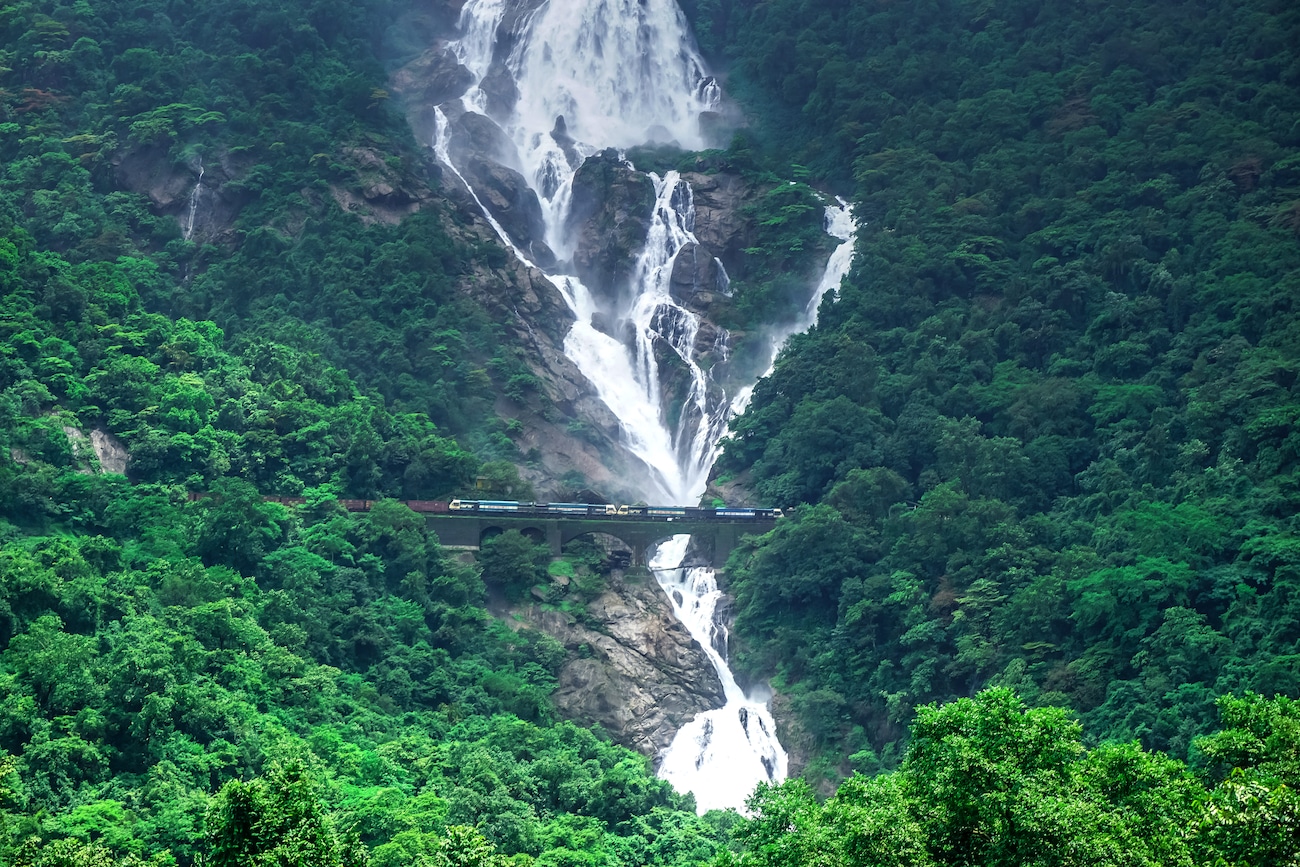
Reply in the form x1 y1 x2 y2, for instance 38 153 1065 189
720 690 1300 867
713 0 1300 781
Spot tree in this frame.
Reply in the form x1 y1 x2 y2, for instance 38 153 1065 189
476 530 549 599
205 760 368 867
1193 694 1300 866
193 478 291 575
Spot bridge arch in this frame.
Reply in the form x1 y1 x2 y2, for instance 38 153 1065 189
480 524 548 546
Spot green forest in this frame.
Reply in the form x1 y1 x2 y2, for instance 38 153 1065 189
2 0 1299 863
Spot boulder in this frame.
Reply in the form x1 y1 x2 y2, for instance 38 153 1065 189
549 115 582 170
589 310 618 340
448 110 519 168
478 64 520 119
668 241 728 310
566 149 655 303
460 154 555 268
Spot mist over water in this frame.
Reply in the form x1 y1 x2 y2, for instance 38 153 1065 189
435 0 856 812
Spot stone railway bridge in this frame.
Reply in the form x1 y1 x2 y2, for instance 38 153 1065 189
423 513 779 569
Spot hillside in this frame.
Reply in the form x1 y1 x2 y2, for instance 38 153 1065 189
704 0 1300 777
1 0 1298 863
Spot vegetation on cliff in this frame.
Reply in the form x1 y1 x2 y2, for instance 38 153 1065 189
709 0 1300 788
0 0 715 862
2 0 1298 861
1 223 730 864
0 0 544 472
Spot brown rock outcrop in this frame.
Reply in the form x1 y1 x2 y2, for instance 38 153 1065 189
517 571 726 757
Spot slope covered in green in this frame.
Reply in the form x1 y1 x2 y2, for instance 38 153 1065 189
0 0 723 862
1 0 536 465
726 690 1300 867
0 218 731 865
706 0 1300 779
3 0 1300 861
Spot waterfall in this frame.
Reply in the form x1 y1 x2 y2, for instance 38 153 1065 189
730 199 857 417
434 0 857 812
651 537 787 812
183 157 205 241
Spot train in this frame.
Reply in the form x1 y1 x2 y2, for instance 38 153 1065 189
187 493 780 522
187 493 783 521
448 500 785 521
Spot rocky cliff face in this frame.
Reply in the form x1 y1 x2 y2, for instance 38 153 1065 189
678 171 758 277
112 145 252 245
510 569 726 758
433 171 657 503
560 155 790 413
389 45 475 144
565 150 656 301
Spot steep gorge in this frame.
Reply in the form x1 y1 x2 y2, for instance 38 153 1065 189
384 0 855 809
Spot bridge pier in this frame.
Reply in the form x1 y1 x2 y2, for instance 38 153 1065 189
714 524 737 567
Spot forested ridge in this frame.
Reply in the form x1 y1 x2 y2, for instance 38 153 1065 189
0 0 724 863
1 0 1299 864
695 0 1300 857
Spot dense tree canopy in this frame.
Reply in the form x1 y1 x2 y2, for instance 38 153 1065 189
720 690 1300 867
711 0 1300 787
2 0 1298 861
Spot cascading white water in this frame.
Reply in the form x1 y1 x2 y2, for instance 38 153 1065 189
652 537 787 813
730 198 858 417
436 0 856 812
183 157 205 241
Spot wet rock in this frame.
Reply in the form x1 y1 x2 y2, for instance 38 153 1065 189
566 149 655 302
113 143 192 209
589 310 618 339
389 46 474 109
518 572 726 756
475 0 547 118
448 110 520 168
669 241 727 310
680 171 757 277
459 154 555 268
111 145 250 243
388 46 472 144
479 65 520 119
691 318 727 361
549 115 582 170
